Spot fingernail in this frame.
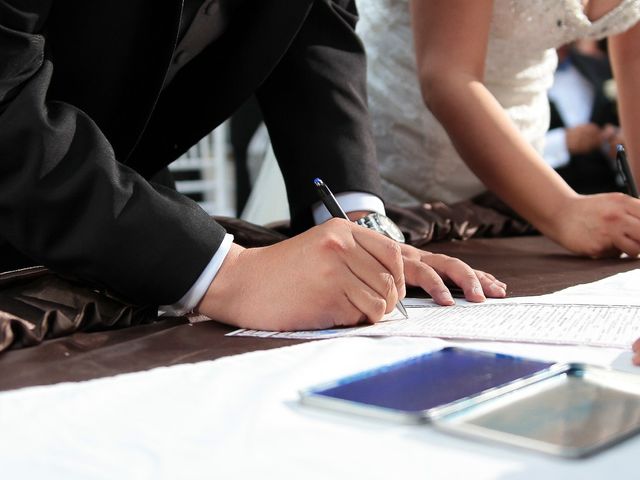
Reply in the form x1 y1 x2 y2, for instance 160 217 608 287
490 283 506 296
440 290 454 304
473 285 484 297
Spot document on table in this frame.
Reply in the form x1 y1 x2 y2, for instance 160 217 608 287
228 302 640 348
226 270 640 348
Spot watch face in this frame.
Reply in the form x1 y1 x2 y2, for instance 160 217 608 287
356 213 406 243
373 213 405 243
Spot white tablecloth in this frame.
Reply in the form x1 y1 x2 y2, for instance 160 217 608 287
0 335 637 480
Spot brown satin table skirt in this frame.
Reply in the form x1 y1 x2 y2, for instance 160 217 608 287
0 235 637 392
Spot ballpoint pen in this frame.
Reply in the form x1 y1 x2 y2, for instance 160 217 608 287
313 178 409 319
616 144 639 198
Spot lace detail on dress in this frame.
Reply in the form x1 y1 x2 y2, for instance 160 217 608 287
357 0 640 205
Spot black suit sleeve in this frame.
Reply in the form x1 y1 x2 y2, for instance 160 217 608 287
256 0 382 233
0 0 225 304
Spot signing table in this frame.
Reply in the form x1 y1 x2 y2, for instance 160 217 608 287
0 236 639 479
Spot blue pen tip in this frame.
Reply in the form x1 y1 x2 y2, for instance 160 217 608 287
617 144 625 153
313 178 323 186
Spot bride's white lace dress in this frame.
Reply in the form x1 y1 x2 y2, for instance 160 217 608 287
357 0 640 205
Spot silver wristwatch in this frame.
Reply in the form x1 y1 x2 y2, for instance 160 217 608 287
355 212 405 243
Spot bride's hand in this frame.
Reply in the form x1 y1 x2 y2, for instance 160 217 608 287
550 193 640 258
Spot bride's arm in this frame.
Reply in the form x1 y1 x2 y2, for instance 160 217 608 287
410 0 640 258
610 21 640 182
603 17 640 364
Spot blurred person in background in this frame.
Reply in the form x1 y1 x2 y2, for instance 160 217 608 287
544 41 624 194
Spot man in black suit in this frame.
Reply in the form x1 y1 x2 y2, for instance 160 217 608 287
546 44 623 194
0 0 505 331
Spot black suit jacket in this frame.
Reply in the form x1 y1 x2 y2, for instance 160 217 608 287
0 0 380 304
550 50 620 194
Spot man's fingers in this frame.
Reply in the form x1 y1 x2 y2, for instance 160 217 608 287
403 257 455 306
473 270 506 289
320 219 400 316
351 226 406 299
613 234 640 258
400 244 507 303
418 253 508 302
343 243 399 315
418 253 487 302
344 278 389 324
475 270 507 298
616 210 640 257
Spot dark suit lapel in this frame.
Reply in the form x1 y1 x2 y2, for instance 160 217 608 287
46 0 183 162
548 98 565 129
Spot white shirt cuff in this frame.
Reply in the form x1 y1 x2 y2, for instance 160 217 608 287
543 128 571 169
160 233 234 316
312 192 386 224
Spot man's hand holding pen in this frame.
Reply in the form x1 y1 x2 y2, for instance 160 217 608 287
196 218 506 332
196 219 406 331
195 179 507 332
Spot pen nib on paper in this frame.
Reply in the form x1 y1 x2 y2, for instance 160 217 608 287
396 301 409 319
313 177 409 320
